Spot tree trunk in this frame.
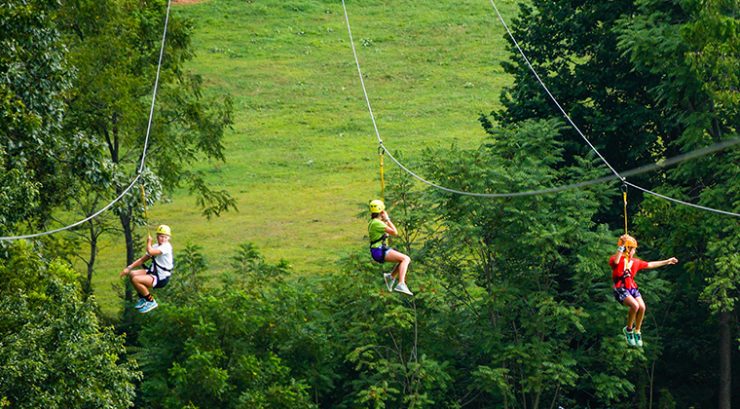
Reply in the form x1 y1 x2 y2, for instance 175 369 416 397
119 210 135 302
718 310 731 409
84 220 97 298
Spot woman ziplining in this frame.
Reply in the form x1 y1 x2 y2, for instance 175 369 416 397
610 234 678 347
368 199 413 296
117 183 175 313
610 187 677 347
120 224 174 313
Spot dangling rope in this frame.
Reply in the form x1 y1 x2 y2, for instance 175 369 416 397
379 144 386 201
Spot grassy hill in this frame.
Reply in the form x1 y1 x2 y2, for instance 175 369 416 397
91 0 518 315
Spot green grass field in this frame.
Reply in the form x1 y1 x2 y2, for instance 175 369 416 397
91 0 518 315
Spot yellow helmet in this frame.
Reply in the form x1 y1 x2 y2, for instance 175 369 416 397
156 224 172 237
618 234 637 249
369 199 385 213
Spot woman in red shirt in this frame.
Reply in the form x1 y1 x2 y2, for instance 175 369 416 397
610 234 678 347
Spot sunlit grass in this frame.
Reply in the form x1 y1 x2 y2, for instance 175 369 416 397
91 0 518 316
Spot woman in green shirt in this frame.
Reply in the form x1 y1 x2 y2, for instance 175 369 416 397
368 199 413 295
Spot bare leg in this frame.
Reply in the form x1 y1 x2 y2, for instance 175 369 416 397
390 262 400 279
129 270 154 297
384 250 410 285
622 296 639 329
634 296 647 332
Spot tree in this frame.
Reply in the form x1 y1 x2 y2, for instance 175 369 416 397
0 241 139 408
416 118 652 408
134 244 317 408
490 0 670 227
0 0 72 232
56 0 235 303
617 0 739 407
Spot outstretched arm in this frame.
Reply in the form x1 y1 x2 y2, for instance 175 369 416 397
646 257 678 269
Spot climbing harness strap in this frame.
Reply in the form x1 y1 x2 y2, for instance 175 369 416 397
613 258 633 287
622 183 628 235
151 258 173 273
378 145 385 201
369 233 388 247
146 257 174 279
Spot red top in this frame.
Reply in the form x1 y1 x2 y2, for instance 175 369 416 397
609 255 648 289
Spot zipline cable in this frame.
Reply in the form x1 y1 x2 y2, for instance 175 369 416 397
341 0 740 213
138 0 172 174
485 0 738 217
0 0 173 241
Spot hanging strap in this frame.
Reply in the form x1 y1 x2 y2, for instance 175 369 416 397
621 183 628 236
613 258 634 286
378 145 385 201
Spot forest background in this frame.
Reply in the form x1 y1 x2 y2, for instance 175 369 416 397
0 0 737 408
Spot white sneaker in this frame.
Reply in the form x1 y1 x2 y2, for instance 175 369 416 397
383 273 396 292
394 283 413 296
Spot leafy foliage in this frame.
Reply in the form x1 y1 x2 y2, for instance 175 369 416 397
0 0 71 229
0 242 138 408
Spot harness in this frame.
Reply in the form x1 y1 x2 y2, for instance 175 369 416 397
368 218 389 248
369 233 388 248
613 258 633 288
147 256 174 276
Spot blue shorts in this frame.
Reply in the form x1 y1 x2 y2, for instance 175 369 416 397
370 246 392 263
613 287 641 303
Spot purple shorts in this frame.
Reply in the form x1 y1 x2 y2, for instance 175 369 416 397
370 246 391 263
613 287 641 303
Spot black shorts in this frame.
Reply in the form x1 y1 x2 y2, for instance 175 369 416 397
145 264 170 289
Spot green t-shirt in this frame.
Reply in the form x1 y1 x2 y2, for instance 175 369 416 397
368 218 388 248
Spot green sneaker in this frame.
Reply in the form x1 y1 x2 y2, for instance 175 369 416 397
623 327 636 347
634 331 643 348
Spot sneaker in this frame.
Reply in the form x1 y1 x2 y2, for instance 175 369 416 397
139 299 158 314
394 283 413 296
634 331 643 348
383 273 395 292
134 298 147 309
623 326 636 347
